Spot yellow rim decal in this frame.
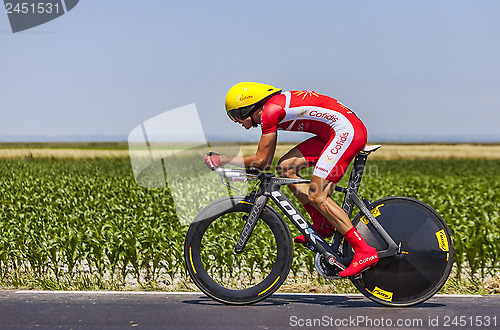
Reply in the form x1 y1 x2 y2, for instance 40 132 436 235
189 247 196 274
258 276 280 296
238 201 253 205
360 204 384 225
367 286 393 302
435 229 449 252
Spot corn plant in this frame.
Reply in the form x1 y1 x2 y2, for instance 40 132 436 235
0 157 499 289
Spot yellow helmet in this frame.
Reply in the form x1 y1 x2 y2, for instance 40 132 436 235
225 82 282 121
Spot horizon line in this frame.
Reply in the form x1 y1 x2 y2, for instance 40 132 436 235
1 134 500 144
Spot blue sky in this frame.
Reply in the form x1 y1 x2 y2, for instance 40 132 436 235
1 1 499 142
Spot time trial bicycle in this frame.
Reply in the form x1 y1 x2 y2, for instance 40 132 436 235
184 145 454 306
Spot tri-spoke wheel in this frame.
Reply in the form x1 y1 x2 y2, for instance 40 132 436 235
184 198 293 305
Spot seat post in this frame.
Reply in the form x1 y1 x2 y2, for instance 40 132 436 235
341 151 369 218
351 151 370 192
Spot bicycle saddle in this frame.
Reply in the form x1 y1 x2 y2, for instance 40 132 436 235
361 145 382 154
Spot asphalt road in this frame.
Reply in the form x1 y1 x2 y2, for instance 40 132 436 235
0 291 499 329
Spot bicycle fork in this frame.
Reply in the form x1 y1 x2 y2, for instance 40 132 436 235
234 194 268 254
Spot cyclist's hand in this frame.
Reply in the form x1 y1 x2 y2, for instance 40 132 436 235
204 152 222 171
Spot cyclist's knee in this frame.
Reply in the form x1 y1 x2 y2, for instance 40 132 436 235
277 148 308 178
276 157 299 178
275 161 287 177
276 165 294 178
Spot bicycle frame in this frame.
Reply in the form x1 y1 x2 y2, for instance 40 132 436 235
234 150 399 270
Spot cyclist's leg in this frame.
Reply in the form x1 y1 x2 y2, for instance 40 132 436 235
276 137 335 242
308 120 367 232
309 175 378 277
308 123 378 277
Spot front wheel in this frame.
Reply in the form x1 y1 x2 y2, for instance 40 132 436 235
344 197 454 307
184 197 293 305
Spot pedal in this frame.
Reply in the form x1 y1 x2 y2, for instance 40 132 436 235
323 267 341 279
351 262 378 280
314 253 341 280
324 261 343 275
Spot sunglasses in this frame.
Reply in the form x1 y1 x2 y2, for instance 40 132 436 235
227 106 254 122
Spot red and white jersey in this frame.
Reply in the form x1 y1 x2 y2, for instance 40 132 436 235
261 90 362 141
261 90 367 183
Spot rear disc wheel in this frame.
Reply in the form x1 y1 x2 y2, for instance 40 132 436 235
345 197 454 306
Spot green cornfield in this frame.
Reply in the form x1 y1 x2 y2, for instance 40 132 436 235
0 156 499 290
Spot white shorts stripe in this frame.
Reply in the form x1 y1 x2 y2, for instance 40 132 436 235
312 123 355 180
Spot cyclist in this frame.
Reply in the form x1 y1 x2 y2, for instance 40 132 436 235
204 82 378 278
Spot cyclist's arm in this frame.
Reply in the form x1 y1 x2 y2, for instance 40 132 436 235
220 132 277 170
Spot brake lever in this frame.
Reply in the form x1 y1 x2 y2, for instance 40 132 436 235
220 177 241 192
215 168 244 192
